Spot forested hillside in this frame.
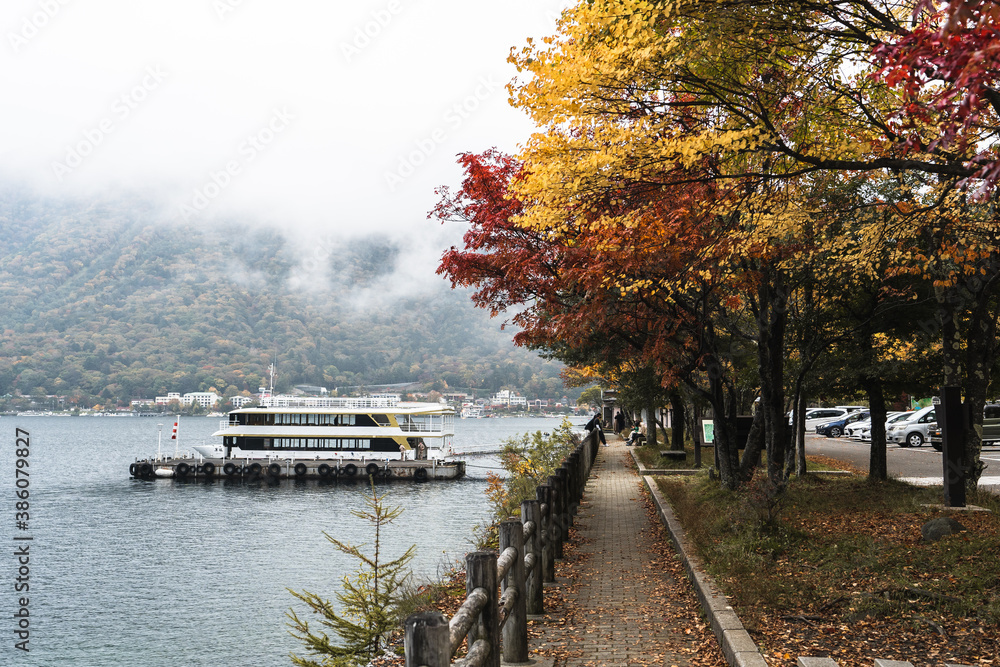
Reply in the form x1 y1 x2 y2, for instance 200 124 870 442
0 189 566 407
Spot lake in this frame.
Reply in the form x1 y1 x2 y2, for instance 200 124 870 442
0 415 575 666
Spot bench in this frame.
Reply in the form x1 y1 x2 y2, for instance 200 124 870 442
659 450 686 461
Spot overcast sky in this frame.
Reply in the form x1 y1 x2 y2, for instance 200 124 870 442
1 0 568 261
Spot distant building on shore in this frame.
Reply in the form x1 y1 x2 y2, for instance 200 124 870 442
490 389 528 408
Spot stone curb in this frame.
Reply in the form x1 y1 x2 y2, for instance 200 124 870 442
642 475 770 667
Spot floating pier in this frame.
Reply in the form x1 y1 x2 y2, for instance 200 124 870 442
129 456 465 482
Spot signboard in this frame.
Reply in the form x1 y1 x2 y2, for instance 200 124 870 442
701 419 714 444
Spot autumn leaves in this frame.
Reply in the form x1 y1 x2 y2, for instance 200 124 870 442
435 1 1000 490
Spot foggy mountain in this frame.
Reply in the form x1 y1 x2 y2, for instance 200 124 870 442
0 189 566 405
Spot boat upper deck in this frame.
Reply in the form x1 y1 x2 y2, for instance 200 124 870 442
212 395 455 438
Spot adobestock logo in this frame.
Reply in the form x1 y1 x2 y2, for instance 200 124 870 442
213 0 249 20
50 65 169 182
340 0 405 63
7 0 72 53
178 107 295 220
384 75 502 192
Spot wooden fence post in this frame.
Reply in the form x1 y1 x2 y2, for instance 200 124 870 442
536 484 555 582
521 499 542 614
405 610 450 667
567 451 580 516
499 520 528 664
555 468 570 541
466 551 500 667
547 474 564 559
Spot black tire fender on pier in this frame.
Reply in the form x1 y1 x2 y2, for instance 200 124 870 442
294 462 308 476
202 462 216 476
317 463 332 477
247 462 262 476
176 462 191 477
414 467 428 482
223 462 238 476
267 462 282 477
343 463 357 477
129 463 138 477
365 462 380 477
139 463 153 477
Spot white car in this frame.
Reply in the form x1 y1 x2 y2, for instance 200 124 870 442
793 408 852 431
846 411 908 439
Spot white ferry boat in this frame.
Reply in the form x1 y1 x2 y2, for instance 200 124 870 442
130 392 464 482
202 393 455 461
460 405 483 419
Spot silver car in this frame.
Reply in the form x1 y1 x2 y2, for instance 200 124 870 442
886 406 936 447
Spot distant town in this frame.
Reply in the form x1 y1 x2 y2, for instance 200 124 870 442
2 386 593 417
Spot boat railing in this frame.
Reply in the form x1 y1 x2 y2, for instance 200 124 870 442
260 395 400 408
397 414 455 433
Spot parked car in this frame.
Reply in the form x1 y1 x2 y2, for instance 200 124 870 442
928 404 1000 450
886 406 937 447
846 411 900 439
796 408 853 431
816 410 870 438
848 411 908 439
854 411 912 441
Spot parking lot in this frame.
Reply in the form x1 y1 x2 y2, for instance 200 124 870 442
804 431 1000 494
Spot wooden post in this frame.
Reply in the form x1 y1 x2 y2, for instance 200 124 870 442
578 442 589 493
466 551 500 667
941 386 967 507
536 484 555 582
555 468 571 540
521 499 542 614
694 403 702 469
499 520 528 663
566 452 579 516
547 474 564 559
405 611 450 667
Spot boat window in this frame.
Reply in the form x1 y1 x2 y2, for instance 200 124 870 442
372 414 390 426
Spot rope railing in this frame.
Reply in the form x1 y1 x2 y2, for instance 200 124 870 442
404 430 600 667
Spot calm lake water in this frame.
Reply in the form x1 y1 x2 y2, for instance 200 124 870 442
0 415 575 666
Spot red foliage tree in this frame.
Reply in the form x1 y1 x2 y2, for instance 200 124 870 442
874 0 1000 194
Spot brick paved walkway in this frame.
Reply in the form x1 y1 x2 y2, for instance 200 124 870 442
529 435 708 667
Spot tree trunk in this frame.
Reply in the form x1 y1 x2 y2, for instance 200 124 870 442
962 293 998 491
864 376 888 482
705 357 740 490
754 275 788 491
795 391 807 476
645 395 658 449
739 408 764 481
670 393 685 451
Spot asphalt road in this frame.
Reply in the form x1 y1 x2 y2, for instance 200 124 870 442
804 433 1000 493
